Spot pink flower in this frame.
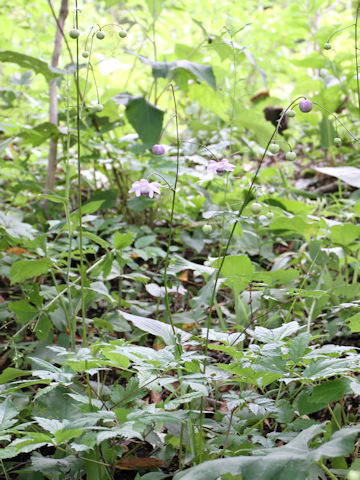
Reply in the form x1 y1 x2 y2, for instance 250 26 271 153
128 179 161 198
207 159 235 174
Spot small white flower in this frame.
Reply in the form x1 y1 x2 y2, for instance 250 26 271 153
128 179 161 198
207 159 235 174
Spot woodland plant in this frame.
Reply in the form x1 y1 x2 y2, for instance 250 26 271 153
1 1 360 480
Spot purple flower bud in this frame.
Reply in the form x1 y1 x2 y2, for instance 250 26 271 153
299 99 313 113
152 144 165 155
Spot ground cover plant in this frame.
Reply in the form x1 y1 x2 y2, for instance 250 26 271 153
0 0 360 479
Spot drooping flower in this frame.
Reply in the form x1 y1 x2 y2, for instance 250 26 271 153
299 99 313 113
151 144 166 155
128 179 161 198
207 159 235 174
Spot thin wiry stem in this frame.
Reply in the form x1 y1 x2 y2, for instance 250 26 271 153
163 84 182 358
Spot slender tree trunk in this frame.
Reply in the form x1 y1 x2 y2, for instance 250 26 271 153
45 0 69 192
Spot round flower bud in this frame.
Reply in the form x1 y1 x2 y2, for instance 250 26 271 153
95 104 104 112
334 137 342 146
119 29 127 38
267 210 274 219
285 151 297 161
82 51 90 58
251 202 262 214
151 144 165 155
269 143 280 154
286 110 296 118
69 28 80 39
299 99 313 113
202 224 212 234
324 43 332 50
96 30 106 40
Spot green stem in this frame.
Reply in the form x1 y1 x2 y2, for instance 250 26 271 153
355 2 360 116
0 460 9 480
75 0 86 347
163 84 182 358
317 460 339 480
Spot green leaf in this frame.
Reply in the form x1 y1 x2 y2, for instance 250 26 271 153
311 378 350 404
54 428 83 445
312 425 360 461
10 258 52 284
348 313 360 332
129 53 216 90
0 367 32 384
330 223 360 246
9 299 39 324
83 231 112 250
19 122 61 147
113 232 134 249
125 96 164 146
35 314 52 341
319 114 336 149
212 255 254 294
289 332 311 363
0 50 64 82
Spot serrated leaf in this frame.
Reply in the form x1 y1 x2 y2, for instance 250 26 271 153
290 332 311 363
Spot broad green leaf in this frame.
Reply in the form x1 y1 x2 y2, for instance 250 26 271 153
35 314 52 341
312 425 360 461
348 313 360 332
10 258 52 284
289 332 311 363
55 428 83 445
311 378 350 404
135 235 157 249
113 232 134 249
330 223 360 246
0 398 18 430
9 299 39 324
19 122 61 147
129 53 217 90
0 50 64 82
212 255 254 294
0 367 32 384
126 96 164 146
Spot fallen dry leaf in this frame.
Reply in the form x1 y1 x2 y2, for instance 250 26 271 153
115 457 165 470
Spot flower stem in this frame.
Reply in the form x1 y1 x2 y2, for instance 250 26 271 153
163 83 182 358
75 0 86 347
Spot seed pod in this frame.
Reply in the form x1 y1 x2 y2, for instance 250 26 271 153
324 43 332 50
269 143 280 154
285 151 297 161
82 51 90 58
202 224 212 234
119 29 127 38
95 104 104 112
96 31 106 40
69 28 80 39
251 202 262 214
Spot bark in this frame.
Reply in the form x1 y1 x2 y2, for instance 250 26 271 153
45 0 69 192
